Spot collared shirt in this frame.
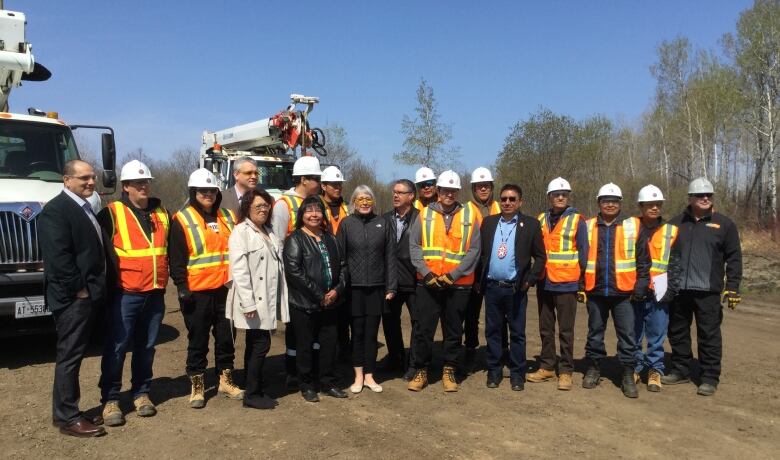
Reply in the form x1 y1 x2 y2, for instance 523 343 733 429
394 209 409 243
63 187 103 245
487 215 517 281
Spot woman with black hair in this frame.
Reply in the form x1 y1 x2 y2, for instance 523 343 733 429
283 196 349 402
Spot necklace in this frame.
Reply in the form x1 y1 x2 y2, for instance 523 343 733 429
497 219 517 259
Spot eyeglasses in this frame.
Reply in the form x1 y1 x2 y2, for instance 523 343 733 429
355 197 374 206
500 196 518 202
127 179 151 187
196 188 217 195
67 174 97 181
550 192 570 199
691 193 713 199
392 189 413 196
251 204 271 212
418 180 436 188
438 188 457 196
303 175 321 183
322 182 342 187
238 170 259 177
474 183 492 190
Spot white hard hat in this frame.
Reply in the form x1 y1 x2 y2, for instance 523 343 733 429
470 167 494 184
321 165 344 182
292 156 322 176
120 159 153 181
436 170 462 190
637 184 665 202
597 182 623 200
688 177 714 194
547 177 572 194
415 166 435 183
188 168 219 188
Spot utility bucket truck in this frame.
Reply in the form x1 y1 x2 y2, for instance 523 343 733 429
200 94 326 199
0 9 117 336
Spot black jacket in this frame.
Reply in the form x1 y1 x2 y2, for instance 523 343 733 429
283 229 348 312
637 217 682 300
668 207 742 293
477 212 546 292
336 213 398 292
383 207 419 292
589 213 650 297
38 191 108 310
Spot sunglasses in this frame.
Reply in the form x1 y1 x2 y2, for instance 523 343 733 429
238 170 259 177
474 183 493 190
550 192 569 198
418 180 436 188
355 197 374 206
196 188 218 194
691 193 713 199
500 196 518 202
128 179 151 187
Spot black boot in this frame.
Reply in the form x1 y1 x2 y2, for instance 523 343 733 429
463 347 476 375
582 364 601 389
621 366 639 398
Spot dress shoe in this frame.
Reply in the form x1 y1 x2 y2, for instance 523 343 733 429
661 371 690 385
53 414 102 428
510 379 525 391
59 418 107 438
364 382 383 393
323 387 349 399
402 367 417 382
697 383 717 396
301 389 320 403
486 372 503 389
243 394 278 409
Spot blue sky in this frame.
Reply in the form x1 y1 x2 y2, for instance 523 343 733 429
10 0 752 181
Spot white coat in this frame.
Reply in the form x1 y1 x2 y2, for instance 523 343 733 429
226 219 289 330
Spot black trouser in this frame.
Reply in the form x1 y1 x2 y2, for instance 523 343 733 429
352 314 381 373
465 290 509 351
382 290 417 367
338 302 351 355
290 307 339 391
413 285 469 369
52 297 98 424
537 290 578 374
244 329 271 398
285 322 297 376
668 291 723 385
180 286 235 376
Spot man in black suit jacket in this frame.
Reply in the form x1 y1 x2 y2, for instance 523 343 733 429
477 184 546 391
220 156 259 214
39 160 107 437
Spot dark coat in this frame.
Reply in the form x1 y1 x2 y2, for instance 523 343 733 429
38 191 108 310
477 211 546 292
336 213 398 292
383 207 419 292
283 229 348 312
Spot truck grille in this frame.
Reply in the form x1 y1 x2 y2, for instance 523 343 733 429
0 211 42 265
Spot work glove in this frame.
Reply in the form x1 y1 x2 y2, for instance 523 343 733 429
437 273 455 287
576 291 587 304
722 290 741 310
424 272 442 289
178 287 194 304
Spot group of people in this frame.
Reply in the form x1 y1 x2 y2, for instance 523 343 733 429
39 156 741 438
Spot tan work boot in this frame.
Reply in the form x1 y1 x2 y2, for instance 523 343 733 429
218 369 245 399
189 374 205 409
527 368 557 383
648 370 662 392
442 365 459 392
634 371 641 384
102 400 125 427
407 368 428 392
557 373 573 391
133 395 157 417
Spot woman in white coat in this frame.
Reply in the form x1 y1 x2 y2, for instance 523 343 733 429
227 188 289 409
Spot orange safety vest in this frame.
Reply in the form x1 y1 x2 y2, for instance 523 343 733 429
173 206 235 291
648 223 678 287
108 201 169 291
322 197 349 234
419 204 477 285
467 200 500 226
538 212 582 283
584 216 639 292
278 195 303 236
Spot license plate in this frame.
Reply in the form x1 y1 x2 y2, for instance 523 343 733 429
15 300 51 318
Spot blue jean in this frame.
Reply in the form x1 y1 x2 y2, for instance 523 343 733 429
99 290 165 403
633 299 669 374
585 296 637 367
484 284 527 380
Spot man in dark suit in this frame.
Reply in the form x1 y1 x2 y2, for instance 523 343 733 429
39 160 107 437
477 183 546 391
221 156 258 214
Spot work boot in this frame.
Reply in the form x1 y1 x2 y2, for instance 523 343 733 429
697 383 717 396
661 371 690 385
102 400 125 427
463 347 476 375
442 365 459 392
189 374 206 409
527 368 556 383
621 367 639 398
582 367 601 389
402 367 417 382
634 371 641 384
647 370 662 392
407 368 428 392
557 373 573 391
218 369 245 399
133 395 157 417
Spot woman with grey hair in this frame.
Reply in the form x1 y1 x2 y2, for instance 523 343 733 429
336 185 398 393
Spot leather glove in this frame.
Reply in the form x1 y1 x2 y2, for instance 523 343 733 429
722 290 741 310
437 273 455 287
424 272 441 289
178 287 194 304
576 291 587 304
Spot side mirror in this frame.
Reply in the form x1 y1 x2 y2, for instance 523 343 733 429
204 158 213 171
101 132 116 172
102 170 117 189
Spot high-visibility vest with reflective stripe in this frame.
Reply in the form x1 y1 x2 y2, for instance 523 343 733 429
468 200 500 226
584 216 639 292
278 195 303 236
413 199 425 212
419 204 477 286
108 201 170 291
173 206 235 291
322 197 349 234
538 212 582 283
648 223 678 278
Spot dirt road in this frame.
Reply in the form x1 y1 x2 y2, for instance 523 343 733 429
1 290 778 459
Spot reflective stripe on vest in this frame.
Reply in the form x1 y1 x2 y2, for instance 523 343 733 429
420 204 475 285
174 206 235 291
109 201 170 291
649 223 678 274
584 216 639 292
323 198 349 234
279 195 303 235
538 212 581 283
468 200 500 225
